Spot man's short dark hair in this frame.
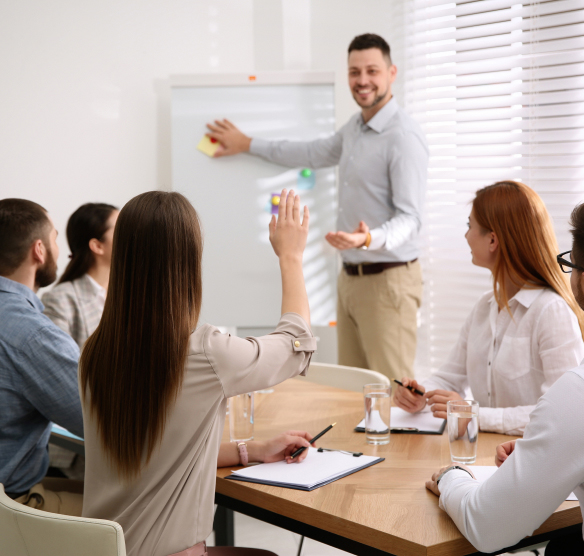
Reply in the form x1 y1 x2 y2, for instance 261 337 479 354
570 203 584 270
348 34 391 65
0 199 51 276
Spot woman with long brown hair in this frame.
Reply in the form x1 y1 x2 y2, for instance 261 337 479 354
394 180 584 435
80 189 315 556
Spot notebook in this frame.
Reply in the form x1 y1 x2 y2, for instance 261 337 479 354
226 447 384 491
355 407 446 435
472 466 577 501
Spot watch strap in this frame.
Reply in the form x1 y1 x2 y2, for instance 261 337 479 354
436 465 473 484
237 442 248 466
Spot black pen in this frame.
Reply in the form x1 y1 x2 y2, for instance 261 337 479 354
393 379 424 397
291 422 336 459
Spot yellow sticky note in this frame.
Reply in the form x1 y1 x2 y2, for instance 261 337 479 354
197 135 219 157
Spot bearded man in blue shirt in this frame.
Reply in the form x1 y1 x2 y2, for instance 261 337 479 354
0 198 83 515
207 34 429 381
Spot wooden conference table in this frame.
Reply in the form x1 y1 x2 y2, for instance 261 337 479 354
215 379 583 556
49 378 582 556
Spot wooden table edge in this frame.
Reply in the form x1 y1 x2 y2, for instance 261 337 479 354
217 475 583 556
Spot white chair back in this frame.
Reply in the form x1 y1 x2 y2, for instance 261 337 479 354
300 362 389 392
0 484 126 556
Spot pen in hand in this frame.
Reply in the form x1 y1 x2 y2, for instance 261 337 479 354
291 422 336 459
394 379 424 397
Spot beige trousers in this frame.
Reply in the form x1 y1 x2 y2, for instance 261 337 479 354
14 477 84 517
337 260 423 381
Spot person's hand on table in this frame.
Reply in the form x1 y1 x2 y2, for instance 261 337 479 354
425 389 463 420
393 377 426 413
426 464 475 497
206 119 251 157
495 439 516 467
257 431 315 464
325 221 369 250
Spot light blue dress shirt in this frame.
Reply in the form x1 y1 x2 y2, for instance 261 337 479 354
250 98 429 264
0 276 82 493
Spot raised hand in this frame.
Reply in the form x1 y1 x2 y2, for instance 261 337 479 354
269 189 309 261
206 119 251 157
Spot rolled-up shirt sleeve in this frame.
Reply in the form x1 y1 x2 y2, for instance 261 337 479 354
368 130 428 252
438 370 584 554
204 312 316 398
249 133 343 169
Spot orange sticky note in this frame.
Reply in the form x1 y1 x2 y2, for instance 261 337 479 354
197 135 219 157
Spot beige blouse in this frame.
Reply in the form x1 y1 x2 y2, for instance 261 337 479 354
81 313 315 556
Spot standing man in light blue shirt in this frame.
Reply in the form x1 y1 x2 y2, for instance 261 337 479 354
0 198 83 515
207 34 429 380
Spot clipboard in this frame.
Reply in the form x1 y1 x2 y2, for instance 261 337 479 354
226 448 384 491
355 407 446 435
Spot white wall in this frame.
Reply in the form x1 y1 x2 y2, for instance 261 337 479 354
0 0 403 285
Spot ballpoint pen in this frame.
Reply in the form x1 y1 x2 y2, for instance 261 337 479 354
394 379 424 397
291 422 336 459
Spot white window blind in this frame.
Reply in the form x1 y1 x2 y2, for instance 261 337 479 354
404 0 584 376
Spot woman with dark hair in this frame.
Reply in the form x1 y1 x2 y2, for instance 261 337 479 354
80 189 315 556
42 203 118 348
394 180 584 435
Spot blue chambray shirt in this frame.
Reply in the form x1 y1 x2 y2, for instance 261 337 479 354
0 276 83 493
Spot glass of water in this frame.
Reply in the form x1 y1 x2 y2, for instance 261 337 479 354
447 400 479 464
229 392 254 442
363 383 391 445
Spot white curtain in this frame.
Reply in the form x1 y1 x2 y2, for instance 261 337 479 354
404 0 584 375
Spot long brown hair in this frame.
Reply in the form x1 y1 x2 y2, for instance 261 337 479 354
59 203 117 284
472 180 584 337
80 191 203 479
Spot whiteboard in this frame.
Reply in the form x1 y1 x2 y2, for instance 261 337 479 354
171 73 338 327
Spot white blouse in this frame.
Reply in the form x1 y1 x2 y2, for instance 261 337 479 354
438 367 584 553
423 287 584 435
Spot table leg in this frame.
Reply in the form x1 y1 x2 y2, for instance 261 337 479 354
213 505 235 546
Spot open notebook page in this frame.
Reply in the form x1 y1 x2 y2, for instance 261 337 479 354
230 447 381 489
357 407 445 433
472 466 577 501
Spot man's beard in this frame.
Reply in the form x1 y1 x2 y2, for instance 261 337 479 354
35 242 58 289
353 87 389 110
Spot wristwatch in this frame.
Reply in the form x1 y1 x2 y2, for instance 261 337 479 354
360 232 372 250
436 465 474 484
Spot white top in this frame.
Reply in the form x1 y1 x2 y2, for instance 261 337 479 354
423 287 584 435
438 366 584 554
85 274 106 305
250 98 429 264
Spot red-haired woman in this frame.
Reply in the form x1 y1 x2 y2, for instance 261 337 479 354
395 180 584 435
80 189 314 556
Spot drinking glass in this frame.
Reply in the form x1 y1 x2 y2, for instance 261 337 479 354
363 383 391 445
229 392 254 442
447 400 479 464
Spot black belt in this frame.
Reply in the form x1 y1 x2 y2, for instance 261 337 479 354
343 259 417 276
